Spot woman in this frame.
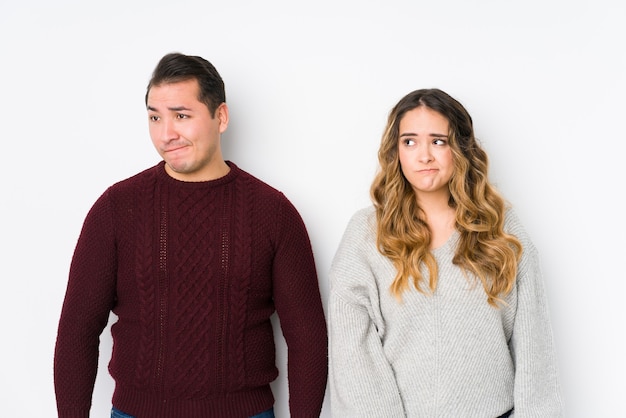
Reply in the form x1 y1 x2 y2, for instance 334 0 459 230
328 89 563 417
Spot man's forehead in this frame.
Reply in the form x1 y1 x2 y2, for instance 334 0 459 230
147 81 202 109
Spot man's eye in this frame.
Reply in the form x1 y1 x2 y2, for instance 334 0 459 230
149 115 159 122
177 114 188 119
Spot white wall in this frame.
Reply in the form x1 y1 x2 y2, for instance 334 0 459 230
1 0 624 416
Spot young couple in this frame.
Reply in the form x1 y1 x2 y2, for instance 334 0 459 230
54 53 563 417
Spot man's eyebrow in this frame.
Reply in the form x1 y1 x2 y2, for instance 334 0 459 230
168 106 193 112
146 105 193 112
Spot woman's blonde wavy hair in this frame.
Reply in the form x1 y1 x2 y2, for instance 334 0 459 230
371 89 522 307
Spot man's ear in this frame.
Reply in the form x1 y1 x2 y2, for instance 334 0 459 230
217 102 229 133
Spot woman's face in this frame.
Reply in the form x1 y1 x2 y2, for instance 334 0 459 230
397 106 454 199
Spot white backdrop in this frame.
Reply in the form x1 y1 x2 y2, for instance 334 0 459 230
1 0 624 416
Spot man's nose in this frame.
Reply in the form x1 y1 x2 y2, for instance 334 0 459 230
161 119 179 142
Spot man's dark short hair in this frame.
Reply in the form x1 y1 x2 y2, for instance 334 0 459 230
146 52 226 116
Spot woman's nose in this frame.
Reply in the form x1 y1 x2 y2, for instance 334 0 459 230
416 144 433 162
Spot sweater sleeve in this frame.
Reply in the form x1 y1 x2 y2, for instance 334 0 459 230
271 195 328 418
328 211 406 418
509 241 564 417
54 190 118 418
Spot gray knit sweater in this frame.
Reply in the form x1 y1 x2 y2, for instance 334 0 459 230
328 206 563 417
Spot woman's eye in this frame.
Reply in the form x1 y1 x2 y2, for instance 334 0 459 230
433 138 447 145
403 139 415 146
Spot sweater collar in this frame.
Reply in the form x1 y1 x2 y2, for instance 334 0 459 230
156 160 240 187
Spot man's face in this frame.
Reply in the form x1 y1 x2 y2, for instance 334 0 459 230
147 79 229 181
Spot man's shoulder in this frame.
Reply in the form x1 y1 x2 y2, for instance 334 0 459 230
229 163 309 224
106 163 161 194
231 162 285 200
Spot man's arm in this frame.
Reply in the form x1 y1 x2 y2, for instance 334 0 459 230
272 196 328 418
54 190 117 418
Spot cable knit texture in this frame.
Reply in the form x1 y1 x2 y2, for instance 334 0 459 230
54 161 328 418
328 206 563 417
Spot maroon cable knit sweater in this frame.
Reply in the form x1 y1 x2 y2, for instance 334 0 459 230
54 161 328 418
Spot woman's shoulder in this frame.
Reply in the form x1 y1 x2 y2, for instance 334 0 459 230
343 206 377 237
351 205 376 222
503 207 536 252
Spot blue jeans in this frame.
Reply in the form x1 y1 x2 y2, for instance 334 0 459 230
251 408 275 418
111 406 275 418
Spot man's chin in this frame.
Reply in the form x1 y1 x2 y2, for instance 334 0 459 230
164 161 195 178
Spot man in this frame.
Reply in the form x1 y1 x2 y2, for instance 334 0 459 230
54 53 328 418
